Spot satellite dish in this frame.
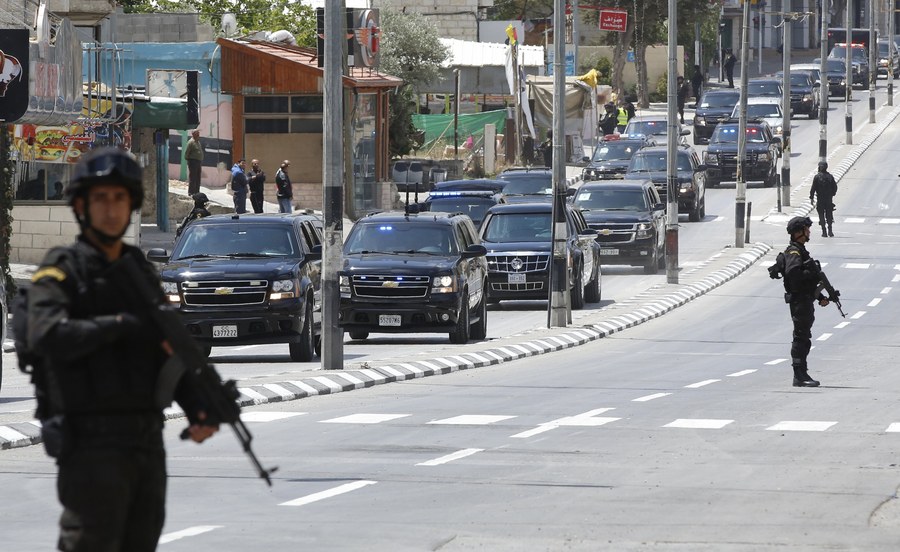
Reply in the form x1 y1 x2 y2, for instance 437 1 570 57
221 13 238 37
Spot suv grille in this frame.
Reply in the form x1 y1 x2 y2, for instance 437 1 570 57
352 275 431 298
588 223 636 244
182 280 268 306
487 254 550 273
718 152 759 165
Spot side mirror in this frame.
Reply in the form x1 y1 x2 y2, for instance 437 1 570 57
566 188 577 197
695 164 708 172
462 244 488 258
147 248 170 263
580 228 598 237
307 244 323 260
653 202 666 211
680 128 690 136
582 156 590 163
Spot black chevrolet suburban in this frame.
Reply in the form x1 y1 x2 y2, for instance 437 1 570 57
147 213 323 361
339 211 488 344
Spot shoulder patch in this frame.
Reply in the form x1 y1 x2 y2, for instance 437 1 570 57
787 250 800 255
32 266 67 282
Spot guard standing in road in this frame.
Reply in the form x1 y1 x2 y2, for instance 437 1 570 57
676 76 690 124
539 130 553 167
26 147 219 551
809 161 838 237
781 216 830 388
598 102 618 136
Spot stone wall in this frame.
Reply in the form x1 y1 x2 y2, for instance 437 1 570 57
373 0 490 42
102 9 216 43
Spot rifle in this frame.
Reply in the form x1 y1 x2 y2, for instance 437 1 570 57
816 268 847 318
112 253 277 486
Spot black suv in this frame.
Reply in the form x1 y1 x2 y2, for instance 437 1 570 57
623 145 707 222
703 122 781 188
816 58 849 97
581 135 652 181
692 89 740 144
572 180 666 274
498 167 573 204
480 203 601 308
339 211 488 344
775 70 819 118
148 213 323 361
421 190 503 228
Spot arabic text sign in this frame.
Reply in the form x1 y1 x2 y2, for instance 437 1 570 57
598 9 628 32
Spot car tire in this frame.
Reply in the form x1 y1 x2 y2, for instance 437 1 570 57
689 200 701 222
585 266 601 303
570 266 585 310
289 297 315 362
449 293 470 344
643 247 659 274
348 330 369 340
808 108 817 120
470 290 488 341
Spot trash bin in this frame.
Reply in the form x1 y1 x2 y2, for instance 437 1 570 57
431 167 447 185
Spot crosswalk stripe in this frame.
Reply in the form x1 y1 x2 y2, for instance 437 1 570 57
417 448 483 466
158 525 223 544
664 419 733 429
280 481 377 507
428 415 515 425
766 421 837 432
320 413 410 424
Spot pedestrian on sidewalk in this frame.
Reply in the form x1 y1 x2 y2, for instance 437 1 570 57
184 129 204 195
275 160 293 213
691 65 704 101
248 159 266 214
231 158 249 214
676 76 690 124
723 49 737 88
809 161 837 237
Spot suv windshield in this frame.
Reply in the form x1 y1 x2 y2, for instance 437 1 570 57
747 82 780 96
711 126 768 143
500 175 553 195
428 197 494 225
591 142 640 162
739 104 782 119
824 59 846 72
482 212 551 242
574 189 649 211
625 120 667 136
174 224 299 259
831 46 867 61
878 43 893 56
345 222 457 255
699 92 739 108
628 152 692 172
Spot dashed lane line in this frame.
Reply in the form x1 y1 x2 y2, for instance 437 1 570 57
868 298 882 307
817 333 833 341
765 358 788 365
320 413 410 424
766 421 837 432
727 369 757 377
428 415 516 425
632 392 671 402
664 419 734 429
279 480 378 507
851 311 866 319
684 379 720 389
158 526 223 545
416 448 484 466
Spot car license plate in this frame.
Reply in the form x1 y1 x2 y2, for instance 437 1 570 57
599 249 619 256
212 325 238 338
379 314 402 327
508 273 526 284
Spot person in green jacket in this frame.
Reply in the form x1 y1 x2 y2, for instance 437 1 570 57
184 129 205 195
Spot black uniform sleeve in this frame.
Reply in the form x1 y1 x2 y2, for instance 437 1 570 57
783 247 820 292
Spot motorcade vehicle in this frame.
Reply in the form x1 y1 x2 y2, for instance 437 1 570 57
774 70 819 118
746 78 783 99
730 97 786 138
876 39 900 78
480 202 601 308
790 64 826 100
581 134 652 181
815 58 851 97
623 116 690 147
497 167 574 204
622 145 707 222
147 213 324 361
339 211 488 344
826 27 876 52
572 180 666 274
703 122 781 188
431 179 507 194
829 43 870 86
692 89 741 145
421 190 503 228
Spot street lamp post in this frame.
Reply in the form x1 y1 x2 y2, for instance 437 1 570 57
780 1 792 212
665 0 679 282
846 0 853 144
870 0 877 123
736 0 751 248
819 0 829 163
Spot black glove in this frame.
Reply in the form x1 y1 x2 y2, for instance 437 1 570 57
95 312 143 342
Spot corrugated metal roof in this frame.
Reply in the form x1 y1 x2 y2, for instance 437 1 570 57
440 38 545 68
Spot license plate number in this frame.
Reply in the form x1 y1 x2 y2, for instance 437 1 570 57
508 273 526 284
379 314 402 327
599 249 619 256
212 325 238 338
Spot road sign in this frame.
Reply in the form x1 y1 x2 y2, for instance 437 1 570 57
598 9 628 32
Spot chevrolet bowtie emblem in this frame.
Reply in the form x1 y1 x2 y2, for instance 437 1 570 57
215 287 235 295
382 281 399 288
599 229 613 236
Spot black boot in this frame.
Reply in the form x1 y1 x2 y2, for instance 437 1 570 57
827 224 834 237
793 367 820 387
821 225 828 237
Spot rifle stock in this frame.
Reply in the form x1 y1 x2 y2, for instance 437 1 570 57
113 254 277 486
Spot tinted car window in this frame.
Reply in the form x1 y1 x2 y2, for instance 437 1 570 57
482 212 552 242
574 189 649 211
500 175 553 194
345 222 457 255
625 120 667 136
629 151 693 172
742 103 782 118
824 59 846 72
591 142 640 161
700 92 740 108
747 82 781 96
428 197 495 225
175 224 299 259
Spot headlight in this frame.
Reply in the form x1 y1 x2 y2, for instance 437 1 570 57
636 222 652 239
694 117 706 126
162 281 180 303
758 153 769 161
432 275 456 293
802 94 812 102
840 79 846 85
340 275 350 296
705 153 717 164
774 125 783 135
270 279 296 300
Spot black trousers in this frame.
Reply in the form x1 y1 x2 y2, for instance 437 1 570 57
250 191 264 213
187 159 202 195
57 437 166 552
789 300 815 369
816 201 834 227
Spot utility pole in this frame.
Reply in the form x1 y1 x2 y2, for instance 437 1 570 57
846 0 853 144
889 0 895 106
549 0 569 327
736 0 751 248
665 0 679 282
759 2 764 76
819 0 829 163
781 2 792 212
322 0 345 369
869 0 877 123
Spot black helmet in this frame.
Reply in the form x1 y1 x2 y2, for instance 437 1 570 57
192 192 209 205
786 216 813 234
818 161 828 171
66 147 143 211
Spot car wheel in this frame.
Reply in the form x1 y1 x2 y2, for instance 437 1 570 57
570 265 585 310
470 289 488 341
808 108 817 120
449 293 470 344
643 247 659 275
348 330 369 340
689 200 701 222
585 266 601 303
289 297 315 362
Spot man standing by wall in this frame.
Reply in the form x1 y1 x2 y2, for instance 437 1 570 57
247 159 266 214
275 160 293 213
231 159 249 214
723 49 737 88
184 129 205 196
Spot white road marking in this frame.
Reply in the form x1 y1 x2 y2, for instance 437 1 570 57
321 413 410 424
240 411 306 423
867 298 882 307
851 311 866 319
844 217 866 223
765 358 788 365
684 379 720 388
727 369 757 377
0 426 28 441
280 480 377 507
158 525 223 544
766 421 837 432
417 448 484 466
816 333 832 341
881 287 892 294
878 218 900 224
845 263 871 269
231 345 261 351
834 321 850 329
885 423 900 433
510 408 617 438
664 419 733 429
893 275 900 283
429 415 515 425
632 392 671 402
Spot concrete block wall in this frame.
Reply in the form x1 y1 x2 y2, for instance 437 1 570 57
105 11 216 43
373 0 480 42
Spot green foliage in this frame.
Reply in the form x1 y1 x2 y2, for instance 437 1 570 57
388 86 421 158
651 71 668 102
379 9 449 93
580 54 612 82
0 124 14 298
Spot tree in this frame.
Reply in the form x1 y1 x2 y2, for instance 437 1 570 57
378 9 449 157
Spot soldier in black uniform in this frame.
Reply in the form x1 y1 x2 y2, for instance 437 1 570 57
27 147 219 552
782 216 830 388
175 192 211 237
809 161 838 237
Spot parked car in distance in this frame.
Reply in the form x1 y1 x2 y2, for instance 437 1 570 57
692 89 741 144
703 122 781 188
573 180 666 274
774 70 819 119
623 116 690 147
480 202 601 308
581 134 653 181
623 145 707 222
147 213 324 361
731 97 786 137
339 211 488 344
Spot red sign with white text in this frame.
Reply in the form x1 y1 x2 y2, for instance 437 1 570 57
598 9 628 32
